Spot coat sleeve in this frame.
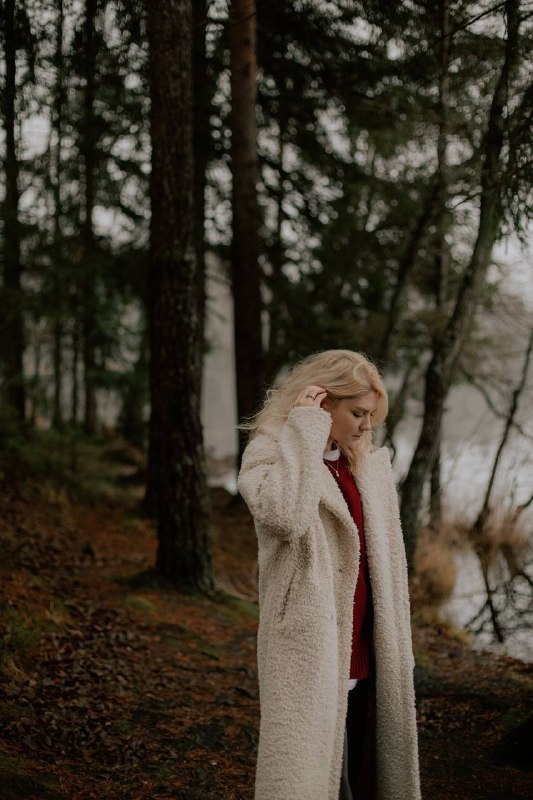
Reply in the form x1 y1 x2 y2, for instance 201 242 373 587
237 406 332 541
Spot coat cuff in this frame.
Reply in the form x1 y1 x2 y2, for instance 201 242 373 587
285 406 332 455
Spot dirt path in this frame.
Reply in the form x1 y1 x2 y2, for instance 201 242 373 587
0 455 531 799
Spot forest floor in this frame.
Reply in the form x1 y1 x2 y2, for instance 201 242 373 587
0 434 531 800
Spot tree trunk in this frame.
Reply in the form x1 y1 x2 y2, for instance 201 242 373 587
146 0 213 592
229 0 264 464
71 313 80 425
193 0 208 346
264 104 286 385
400 0 521 572
382 361 416 461
428 0 451 533
377 179 440 368
81 0 98 434
1 0 26 424
29 332 43 428
143 0 210 516
428 432 442 530
52 0 65 430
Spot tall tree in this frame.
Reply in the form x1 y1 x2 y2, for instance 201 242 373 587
429 0 452 531
51 0 66 429
1 0 26 423
146 0 213 591
81 0 98 433
193 0 209 343
400 0 522 571
229 0 264 461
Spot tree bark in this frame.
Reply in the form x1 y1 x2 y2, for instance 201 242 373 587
146 0 213 591
229 0 264 464
52 0 65 430
193 0 208 346
81 0 98 434
71 313 80 425
377 179 440 368
383 361 416 461
1 0 26 424
429 0 452 533
428 431 443 530
264 102 286 385
400 0 521 572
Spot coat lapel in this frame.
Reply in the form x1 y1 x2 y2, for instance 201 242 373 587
352 448 387 553
319 447 389 546
319 461 359 538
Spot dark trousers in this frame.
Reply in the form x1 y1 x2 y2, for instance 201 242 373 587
338 674 377 800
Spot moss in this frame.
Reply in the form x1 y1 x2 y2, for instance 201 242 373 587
214 591 259 622
122 594 157 612
158 631 196 655
0 428 137 507
111 720 132 734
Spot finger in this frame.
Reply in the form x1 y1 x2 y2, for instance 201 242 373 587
294 388 316 407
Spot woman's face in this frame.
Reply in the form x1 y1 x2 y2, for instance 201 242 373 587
322 391 379 449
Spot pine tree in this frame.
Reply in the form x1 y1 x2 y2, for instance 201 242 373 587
0 0 34 425
146 0 213 591
229 0 263 461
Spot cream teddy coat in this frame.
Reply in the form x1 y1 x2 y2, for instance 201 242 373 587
237 407 421 800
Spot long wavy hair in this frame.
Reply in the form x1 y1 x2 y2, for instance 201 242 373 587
243 350 388 464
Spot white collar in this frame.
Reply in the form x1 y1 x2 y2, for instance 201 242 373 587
323 446 341 461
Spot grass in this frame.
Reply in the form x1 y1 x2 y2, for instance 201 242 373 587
207 591 259 623
413 526 458 608
122 594 158 612
0 426 139 506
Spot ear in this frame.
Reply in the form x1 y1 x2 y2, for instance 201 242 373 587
321 395 334 411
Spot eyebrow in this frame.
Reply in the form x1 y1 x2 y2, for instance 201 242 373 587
352 406 377 414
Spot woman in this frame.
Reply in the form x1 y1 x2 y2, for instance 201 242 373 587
237 350 421 800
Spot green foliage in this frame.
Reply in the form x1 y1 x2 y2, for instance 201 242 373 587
197 0 532 383
0 424 140 506
13 0 150 431
1 0 531 437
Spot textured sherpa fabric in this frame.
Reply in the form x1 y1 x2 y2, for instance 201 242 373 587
237 406 421 800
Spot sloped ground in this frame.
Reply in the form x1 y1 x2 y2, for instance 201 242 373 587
0 437 531 799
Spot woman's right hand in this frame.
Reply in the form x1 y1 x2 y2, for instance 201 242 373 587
292 385 328 409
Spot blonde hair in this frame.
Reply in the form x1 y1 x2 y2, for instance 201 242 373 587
243 349 388 464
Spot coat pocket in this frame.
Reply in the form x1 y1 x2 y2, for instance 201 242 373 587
278 564 297 623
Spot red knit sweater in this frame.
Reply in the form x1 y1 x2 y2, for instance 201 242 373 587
323 450 374 679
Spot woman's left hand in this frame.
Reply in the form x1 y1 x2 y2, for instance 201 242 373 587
292 385 328 409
